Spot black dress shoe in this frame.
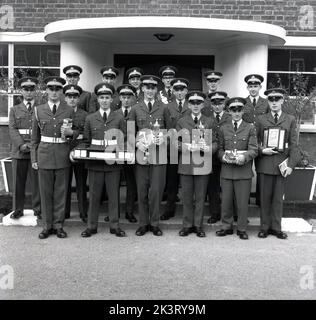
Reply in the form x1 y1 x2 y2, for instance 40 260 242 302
125 213 137 223
151 226 163 236
237 230 249 240
81 228 97 238
179 227 191 236
258 230 268 238
196 228 206 237
34 210 41 220
160 212 175 221
207 217 220 224
216 229 234 237
39 229 50 239
190 226 198 234
49 228 57 235
135 226 148 236
269 229 288 239
104 216 109 222
110 228 126 237
56 228 67 238
81 216 88 223
10 210 23 219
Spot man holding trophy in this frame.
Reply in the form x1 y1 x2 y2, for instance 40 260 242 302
31 76 74 239
216 97 258 240
176 91 218 237
255 88 300 240
128 75 169 236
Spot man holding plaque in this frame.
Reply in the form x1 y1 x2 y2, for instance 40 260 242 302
176 91 218 237
81 83 126 238
63 84 88 223
256 88 300 240
31 76 73 239
216 97 258 240
128 75 169 236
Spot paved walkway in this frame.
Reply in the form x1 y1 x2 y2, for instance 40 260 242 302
0 225 315 300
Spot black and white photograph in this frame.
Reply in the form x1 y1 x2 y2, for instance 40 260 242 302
0 0 316 311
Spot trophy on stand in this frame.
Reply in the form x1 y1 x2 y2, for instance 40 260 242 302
152 118 162 145
197 121 205 148
224 149 238 163
61 118 73 141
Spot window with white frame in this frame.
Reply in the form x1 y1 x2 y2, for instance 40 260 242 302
0 43 60 124
268 48 316 130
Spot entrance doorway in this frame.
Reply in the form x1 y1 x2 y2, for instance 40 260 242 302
114 54 214 91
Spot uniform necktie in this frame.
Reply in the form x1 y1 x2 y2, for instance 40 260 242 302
274 112 278 124
103 112 107 123
27 102 32 112
168 89 171 99
148 101 152 112
253 98 256 107
52 104 57 115
194 116 198 125
216 113 220 123
234 121 238 132
178 101 182 113
124 108 128 118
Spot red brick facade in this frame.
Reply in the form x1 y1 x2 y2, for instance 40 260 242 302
1 0 316 36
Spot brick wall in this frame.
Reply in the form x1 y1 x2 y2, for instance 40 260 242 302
1 0 316 36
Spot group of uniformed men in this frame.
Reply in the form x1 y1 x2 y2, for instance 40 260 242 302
8 63 301 240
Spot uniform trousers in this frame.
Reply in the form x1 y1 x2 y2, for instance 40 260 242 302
259 173 284 232
39 168 70 230
87 169 121 230
221 178 251 231
12 158 40 213
122 164 137 215
181 174 209 228
165 163 180 214
65 162 88 219
207 164 221 219
135 164 166 227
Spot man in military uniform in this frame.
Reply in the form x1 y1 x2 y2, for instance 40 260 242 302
243 74 269 206
128 75 169 236
31 76 73 239
176 91 218 237
63 84 88 223
203 91 231 224
88 66 120 113
203 71 223 110
126 67 144 104
216 97 258 240
63 65 91 112
81 83 126 238
9 77 41 219
160 78 191 221
116 84 138 223
158 66 177 104
256 88 300 240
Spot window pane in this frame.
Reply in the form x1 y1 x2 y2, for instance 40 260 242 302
0 94 8 117
0 44 8 66
267 73 316 95
13 68 60 89
290 50 316 72
268 49 291 71
0 68 9 93
41 46 60 67
14 45 41 66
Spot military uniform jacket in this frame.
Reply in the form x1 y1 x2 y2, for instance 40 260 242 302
70 107 88 150
242 96 269 124
176 114 218 175
255 112 300 175
128 100 169 165
158 88 175 104
9 102 34 159
218 121 258 180
60 90 91 113
88 92 121 113
31 102 74 169
166 100 191 130
83 110 125 172
206 111 232 166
